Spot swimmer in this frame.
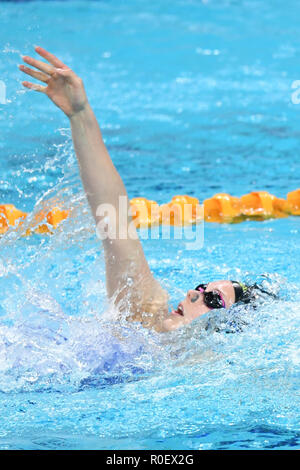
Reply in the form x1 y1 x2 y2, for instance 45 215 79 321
19 47 271 333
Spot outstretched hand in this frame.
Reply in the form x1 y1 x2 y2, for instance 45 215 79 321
19 46 88 118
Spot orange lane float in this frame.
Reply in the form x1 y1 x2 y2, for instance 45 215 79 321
1 189 300 236
272 197 290 218
286 189 300 215
240 191 276 219
47 207 69 229
130 198 160 228
160 195 203 226
0 204 27 234
25 207 70 235
240 191 290 220
204 193 242 223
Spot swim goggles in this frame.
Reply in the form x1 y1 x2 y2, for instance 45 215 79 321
195 284 226 309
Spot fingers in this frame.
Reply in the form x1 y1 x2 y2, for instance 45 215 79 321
54 67 74 81
34 46 67 69
20 47 75 93
19 64 50 83
22 81 47 93
22 54 55 75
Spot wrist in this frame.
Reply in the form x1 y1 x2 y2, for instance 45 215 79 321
68 101 92 121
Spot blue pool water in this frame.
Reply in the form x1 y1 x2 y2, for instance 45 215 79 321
0 0 300 450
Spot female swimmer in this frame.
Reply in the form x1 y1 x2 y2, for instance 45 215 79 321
19 47 266 333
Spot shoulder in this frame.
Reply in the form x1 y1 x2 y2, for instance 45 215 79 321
130 280 169 331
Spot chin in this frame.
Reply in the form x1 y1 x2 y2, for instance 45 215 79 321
161 318 180 332
161 315 189 332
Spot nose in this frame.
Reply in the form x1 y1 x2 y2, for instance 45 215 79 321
187 289 200 303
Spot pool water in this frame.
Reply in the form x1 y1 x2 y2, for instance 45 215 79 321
0 0 300 450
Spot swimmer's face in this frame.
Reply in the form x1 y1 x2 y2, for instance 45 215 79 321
162 280 236 331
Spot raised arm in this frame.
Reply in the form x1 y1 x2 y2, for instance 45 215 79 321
19 47 168 330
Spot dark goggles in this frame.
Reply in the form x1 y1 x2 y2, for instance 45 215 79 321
195 283 226 309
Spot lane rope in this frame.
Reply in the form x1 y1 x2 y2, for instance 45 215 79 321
1 189 300 235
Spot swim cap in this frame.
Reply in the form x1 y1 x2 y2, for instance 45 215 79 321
231 281 248 303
